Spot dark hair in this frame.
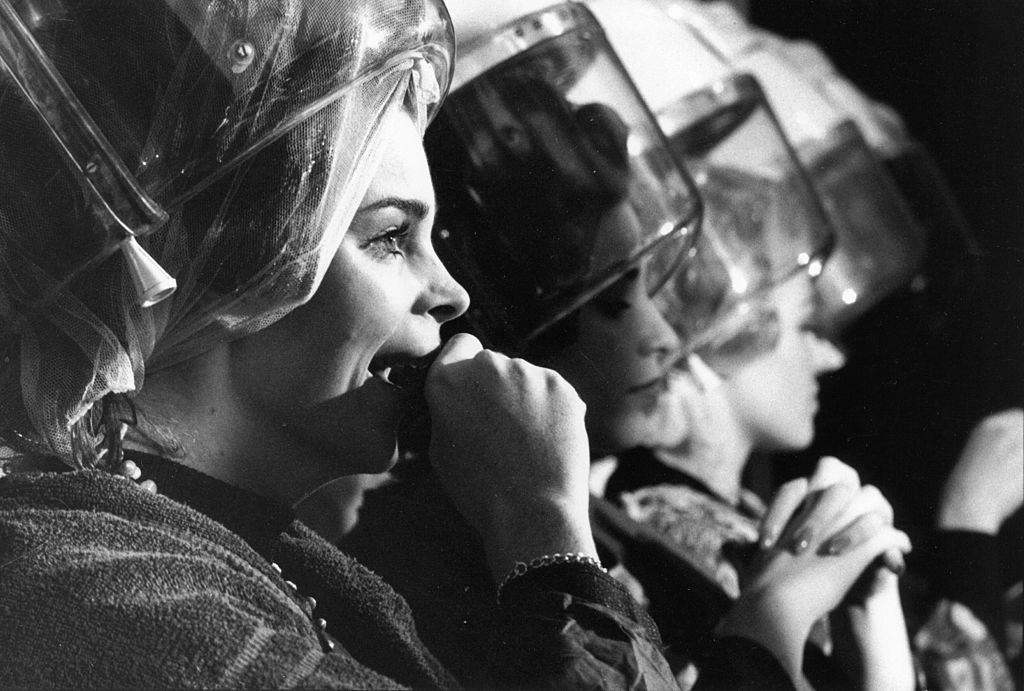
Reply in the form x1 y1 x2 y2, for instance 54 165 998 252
427 68 632 353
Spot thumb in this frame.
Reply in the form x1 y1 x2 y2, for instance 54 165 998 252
433 332 483 368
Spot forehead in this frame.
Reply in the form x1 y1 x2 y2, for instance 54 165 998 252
361 111 433 208
591 200 644 267
771 273 816 320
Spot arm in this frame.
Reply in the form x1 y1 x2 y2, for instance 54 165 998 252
425 334 793 689
915 409 1022 691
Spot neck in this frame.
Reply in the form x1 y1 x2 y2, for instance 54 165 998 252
128 343 336 507
653 387 752 505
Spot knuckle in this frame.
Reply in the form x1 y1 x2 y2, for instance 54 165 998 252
450 332 481 350
864 509 888 529
475 348 503 371
860 484 883 501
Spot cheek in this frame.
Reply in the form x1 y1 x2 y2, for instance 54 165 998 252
324 254 416 352
548 325 620 405
577 313 647 380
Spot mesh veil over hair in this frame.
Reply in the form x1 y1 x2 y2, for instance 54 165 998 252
0 0 453 465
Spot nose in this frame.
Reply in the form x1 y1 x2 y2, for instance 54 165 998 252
810 335 847 374
421 250 470 324
637 298 682 365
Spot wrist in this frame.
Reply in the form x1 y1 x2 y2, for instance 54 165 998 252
497 553 607 605
936 504 1003 535
480 496 597 582
717 588 812 684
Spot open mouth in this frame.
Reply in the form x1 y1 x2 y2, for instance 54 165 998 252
368 346 443 395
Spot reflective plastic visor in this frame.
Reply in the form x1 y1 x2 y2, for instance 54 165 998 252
426 2 702 352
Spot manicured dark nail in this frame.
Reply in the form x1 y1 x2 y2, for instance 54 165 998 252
883 551 905 576
760 528 777 550
822 535 850 556
790 526 813 554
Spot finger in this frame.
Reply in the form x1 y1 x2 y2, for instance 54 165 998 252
833 484 894 529
835 526 912 578
759 477 808 549
781 482 858 555
879 547 907 577
433 332 483 367
819 509 888 557
807 455 860 492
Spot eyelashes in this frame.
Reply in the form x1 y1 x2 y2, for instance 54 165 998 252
591 296 632 319
362 223 412 260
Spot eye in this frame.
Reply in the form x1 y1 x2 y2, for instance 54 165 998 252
362 223 412 260
591 293 632 319
591 267 641 319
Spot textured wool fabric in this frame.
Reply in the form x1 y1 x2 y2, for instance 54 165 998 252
2 453 734 689
0 454 454 688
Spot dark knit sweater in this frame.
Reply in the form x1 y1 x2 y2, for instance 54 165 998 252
0 453 715 688
0 454 458 688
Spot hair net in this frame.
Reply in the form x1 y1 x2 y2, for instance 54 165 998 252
0 0 454 465
426 2 701 353
644 0 929 333
654 75 832 373
584 0 832 371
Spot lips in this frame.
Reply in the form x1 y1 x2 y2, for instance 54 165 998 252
627 372 672 395
367 345 442 399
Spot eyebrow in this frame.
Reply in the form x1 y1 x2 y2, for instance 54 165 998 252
356 197 431 220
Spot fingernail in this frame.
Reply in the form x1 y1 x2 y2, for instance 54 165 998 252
790 526 813 554
884 551 905 577
760 529 777 550
822 535 850 556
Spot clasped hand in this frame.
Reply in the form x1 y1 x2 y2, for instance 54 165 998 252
722 457 915 691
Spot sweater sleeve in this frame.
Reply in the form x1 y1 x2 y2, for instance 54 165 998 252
343 466 795 690
496 561 678 689
0 508 406 689
912 530 1016 691
497 561 794 691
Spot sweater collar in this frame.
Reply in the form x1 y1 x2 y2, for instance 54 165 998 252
128 451 296 553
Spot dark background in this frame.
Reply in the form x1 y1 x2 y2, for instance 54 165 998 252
746 1 1023 541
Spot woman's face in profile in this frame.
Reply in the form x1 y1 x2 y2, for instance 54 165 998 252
541 203 688 455
722 274 846 451
230 111 469 475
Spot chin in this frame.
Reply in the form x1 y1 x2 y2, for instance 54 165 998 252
342 434 400 475
762 423 815 453
597 410 689 455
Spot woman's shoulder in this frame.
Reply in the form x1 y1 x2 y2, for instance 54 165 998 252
1 468 252 552
0 469 285 610
0 469 362 687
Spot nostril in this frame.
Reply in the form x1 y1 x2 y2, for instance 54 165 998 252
639 338 679 362
429 303 461 323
